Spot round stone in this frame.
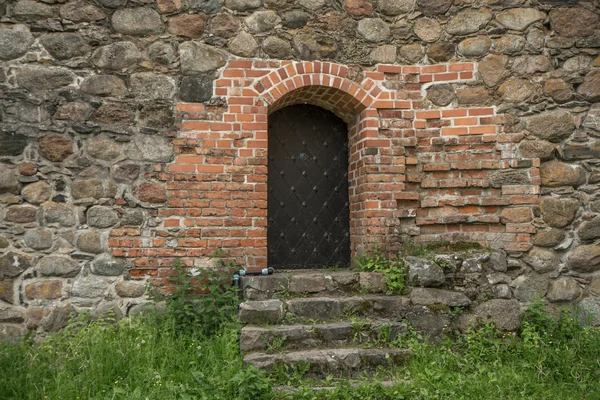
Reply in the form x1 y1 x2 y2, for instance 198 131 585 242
498 77 534 103
111 8 164 36
24 228 53 250
492 34 525 55
0 167 21 195
86 135 123 162
457 36 491 57
478 54 508 87
518 140 556 161
38 136 73 163
496 8 546 31
398 43 423 63
413 17 441 43
245 11 280 33
22 181 52 205
568 244 600 273
262 36 292 59
544 79 572 103
41 202 76 226
210 13 240 38
87 206 119 228
148 42 175 65
36 256 80 277
40 33 90 60
445 8 492 36
547 277 581 302
129 73 176 100
167 14 205 38
550 8 599 38
534 228 565 247
136 182 167 203
357 18 390 42
427 41 454 62
378 0 413 16
91 42 142 71
524 247 559 274
179 42 229 74
115 281 145 298
416 0 452 16
540 161 585 188
76 232 104 254
369 45 396 64
80 75 127 97
0 24 34 61
59 0 105 22
578 70 600 102
427 84 455 106
91 255 128 276
524 111 574 143
225 0 261 11
540 196 579 227
16 67 75 91
228 31 259 57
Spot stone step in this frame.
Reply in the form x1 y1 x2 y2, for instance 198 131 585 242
244 348 413 378
240 270 388 300
238 295 411 325
240 320 408 353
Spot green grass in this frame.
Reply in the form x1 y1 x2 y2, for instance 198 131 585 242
1 301 599 400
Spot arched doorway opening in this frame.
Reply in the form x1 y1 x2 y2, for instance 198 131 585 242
267 104 350 269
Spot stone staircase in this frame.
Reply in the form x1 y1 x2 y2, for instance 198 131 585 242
238 270 415 378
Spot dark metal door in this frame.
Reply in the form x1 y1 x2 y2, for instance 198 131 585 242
268 104 350 269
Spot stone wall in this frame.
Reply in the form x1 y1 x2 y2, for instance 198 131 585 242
1 0 600 337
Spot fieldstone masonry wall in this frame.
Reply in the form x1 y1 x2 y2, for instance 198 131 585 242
1 0 600 337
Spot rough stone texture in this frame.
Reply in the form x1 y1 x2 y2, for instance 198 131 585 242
544 79 572 104
17 67 75 92
492 34 525 55
550 8 598 38
514 274 549 302
167 14 205 38
378 0 412 15
427 84 455 106
111 8 163 36
13 1 54 21
0 252 31 279
524 247 559 274
498 77 534 103
0 24 34 61
115 281 145 298
568 244 600 273
226 0 261 11
125 135 174 163
5 205 37 223
416 0 452 16
262 36 291 59
130 73 175 100
239 299 283 324
578 70 600 102
540 197 579 228
540 161 586 188
410 288 471 307
547 278 581 302
405 257 445 287
136 182 167 203
91 255 127 276
534 228 565 247
91 42 142 71
245 11 280 33
458 37 491 58
76 231 104 254
446 9 492 36
496 8 545 31
427 41 454 62
81 75 127 97
38 136 74 162
478 54 508 87
148 42 175 65
459 299 521 332
0 168 22 195
344 0 373 17
59 0 105 22
413 17 441 43
23 228 53 250
180 41 229 74
41 202 76 226
36 256 80 277
25 281 62 300
229 32 259 57
357 18 390 43
87 206 119 228
524 111 574 143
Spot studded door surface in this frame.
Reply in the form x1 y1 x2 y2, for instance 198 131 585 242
268 104 350 269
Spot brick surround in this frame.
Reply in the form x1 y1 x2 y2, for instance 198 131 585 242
108 60 538 275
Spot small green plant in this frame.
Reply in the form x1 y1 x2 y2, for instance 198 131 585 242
151 258 240 336
354 248 407 295
265 335 287 353
281 312 298 324
351 318 369 342
375 324 393 345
